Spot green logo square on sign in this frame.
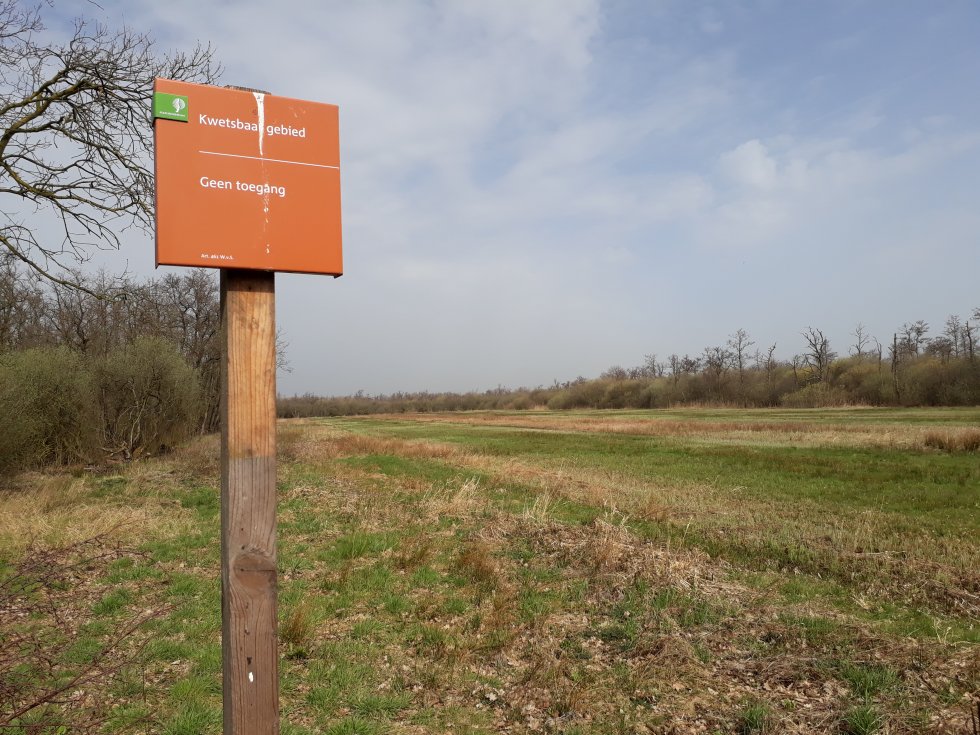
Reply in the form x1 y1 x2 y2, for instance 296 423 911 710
153 92 189 122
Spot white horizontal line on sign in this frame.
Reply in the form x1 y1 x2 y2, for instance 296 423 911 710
198 150 340 170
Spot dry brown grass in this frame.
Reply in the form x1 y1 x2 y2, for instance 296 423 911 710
923 427 980 453
393 534 434 571
455 540 499 587
306 428 721 526
422 476 486 520
453 512 979 733
493 515 732 596
0 473 172 556
278 420 464 465
367 411 978 451
635 492 672 522
169 432 220 477
312 428 714 538
0 430 223 558
280 601 315 655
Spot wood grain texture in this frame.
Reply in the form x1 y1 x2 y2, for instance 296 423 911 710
220 269 279 735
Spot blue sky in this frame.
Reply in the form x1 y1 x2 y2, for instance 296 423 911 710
53 1 980 395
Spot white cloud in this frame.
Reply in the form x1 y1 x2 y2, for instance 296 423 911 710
698 130 980 253
718 139 779 190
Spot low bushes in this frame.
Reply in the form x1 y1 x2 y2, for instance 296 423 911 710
96 337 201 458
0 338 201 473
781 383 851 408
0 347 99 471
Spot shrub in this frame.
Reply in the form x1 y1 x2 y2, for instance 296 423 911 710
780 382 850 408
547 379 607 409
834 359 890 405
96 337 201 458
507 394 534 410
0 347 100 471
601 379 648 409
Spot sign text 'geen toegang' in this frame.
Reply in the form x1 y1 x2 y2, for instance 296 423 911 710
153 79 342 276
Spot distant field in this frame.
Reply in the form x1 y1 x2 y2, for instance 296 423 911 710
2 408 978 734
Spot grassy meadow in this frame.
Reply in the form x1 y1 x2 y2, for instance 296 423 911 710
1 407 978 734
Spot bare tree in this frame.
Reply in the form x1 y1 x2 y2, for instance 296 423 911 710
898 320 929 357
666 353 684 389
966 309 979 361
0 3 219 290
870 335 883 372
802 327 835 383
924 335 954 362
600 365 628 380
850 322 871 358
889 332 902 400
941 316 962 359
761 343 777 400
701 345 733 399
0 254 46 349
679 354 701 374
640 353 661 378
726 328 754 397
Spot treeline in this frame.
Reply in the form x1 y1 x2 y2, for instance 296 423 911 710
279 317 980 417
0 263 220 473
5 253 977 472
279 386 557 417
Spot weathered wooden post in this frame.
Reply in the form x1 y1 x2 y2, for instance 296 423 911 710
220 269 278 733
153 78 342 734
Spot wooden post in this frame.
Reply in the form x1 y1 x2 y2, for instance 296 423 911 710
220 269 279 735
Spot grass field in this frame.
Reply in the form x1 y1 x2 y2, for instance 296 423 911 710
1 408 978 734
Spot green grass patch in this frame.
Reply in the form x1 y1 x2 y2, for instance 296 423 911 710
840 703 883 735
321 531 399 561
736 700 773 734
838 662 900 699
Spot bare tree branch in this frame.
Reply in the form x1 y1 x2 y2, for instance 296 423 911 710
0 3 221 289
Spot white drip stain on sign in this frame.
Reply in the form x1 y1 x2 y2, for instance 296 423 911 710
254 91 272 254
253 92 265 156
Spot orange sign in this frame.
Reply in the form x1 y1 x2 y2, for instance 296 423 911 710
153 79 342 275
